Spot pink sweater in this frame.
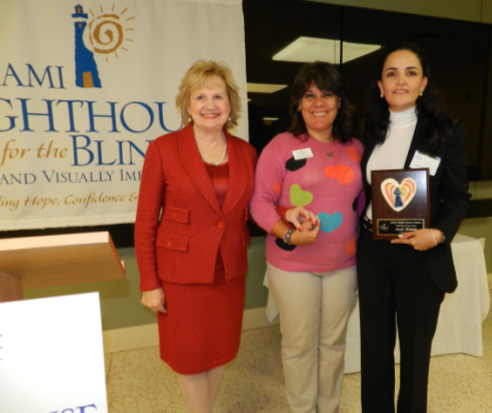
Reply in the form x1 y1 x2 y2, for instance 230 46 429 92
249 132 364 273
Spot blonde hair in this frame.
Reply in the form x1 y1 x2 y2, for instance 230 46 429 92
176 60 241 130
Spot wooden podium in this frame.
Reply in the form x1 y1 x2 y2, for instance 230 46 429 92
0 231 125 302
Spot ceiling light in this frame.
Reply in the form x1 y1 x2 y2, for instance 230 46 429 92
247 83 287 94
272 36 380 64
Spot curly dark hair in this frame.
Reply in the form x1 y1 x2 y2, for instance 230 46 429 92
288 61 356 143
364 41 456 149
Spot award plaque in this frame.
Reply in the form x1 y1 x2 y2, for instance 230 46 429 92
371 169 430 240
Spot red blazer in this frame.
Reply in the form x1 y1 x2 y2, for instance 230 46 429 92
135 125 258 289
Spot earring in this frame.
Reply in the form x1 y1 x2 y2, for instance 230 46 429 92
188 117 192 122
419 92 423 97
380 92 384 98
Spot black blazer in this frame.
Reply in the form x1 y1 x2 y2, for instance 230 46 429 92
360 119 471 293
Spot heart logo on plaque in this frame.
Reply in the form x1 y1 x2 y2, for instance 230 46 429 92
380 178 417 212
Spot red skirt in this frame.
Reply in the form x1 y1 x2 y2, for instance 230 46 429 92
157 266 245 375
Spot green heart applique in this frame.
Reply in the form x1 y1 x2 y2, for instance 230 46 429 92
290 184 313 206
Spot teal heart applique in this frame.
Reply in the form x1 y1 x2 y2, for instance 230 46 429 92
318 211 343 233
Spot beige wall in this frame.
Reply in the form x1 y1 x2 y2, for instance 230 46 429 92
484 0 492 23
305 0 491 23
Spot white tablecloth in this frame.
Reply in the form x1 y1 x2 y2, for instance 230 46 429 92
265 233 490 374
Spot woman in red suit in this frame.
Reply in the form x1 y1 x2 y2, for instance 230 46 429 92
134 60 257 413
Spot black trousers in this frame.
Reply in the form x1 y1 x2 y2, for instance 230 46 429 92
357 227 445 413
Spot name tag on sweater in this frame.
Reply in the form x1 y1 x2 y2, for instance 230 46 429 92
292 148 313 160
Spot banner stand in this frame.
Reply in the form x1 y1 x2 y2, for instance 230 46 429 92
0 231 125 302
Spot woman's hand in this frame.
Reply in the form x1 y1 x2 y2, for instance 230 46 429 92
390 228 444 251
141 287 167 313
290 221 321 246
285 206 319 230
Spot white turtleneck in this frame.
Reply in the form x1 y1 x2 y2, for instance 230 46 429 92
366 106 418 220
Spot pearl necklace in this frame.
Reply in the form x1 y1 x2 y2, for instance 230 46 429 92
199 132 227 166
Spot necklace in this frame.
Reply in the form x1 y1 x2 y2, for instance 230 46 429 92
324 138 334 158
199 132 227 166
306 133 334 158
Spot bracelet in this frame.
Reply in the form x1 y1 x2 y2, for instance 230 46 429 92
283 228 295 245
430 229 438 246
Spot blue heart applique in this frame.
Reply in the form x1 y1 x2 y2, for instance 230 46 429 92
318 212 343 233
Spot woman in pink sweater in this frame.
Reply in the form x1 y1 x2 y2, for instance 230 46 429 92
249 61 364 413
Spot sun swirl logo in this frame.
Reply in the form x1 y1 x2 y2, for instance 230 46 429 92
71 4 135 88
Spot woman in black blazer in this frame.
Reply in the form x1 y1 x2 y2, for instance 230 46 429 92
357 42 470 412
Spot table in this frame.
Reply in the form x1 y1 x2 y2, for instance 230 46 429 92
0 232 125 302
265 233 490 374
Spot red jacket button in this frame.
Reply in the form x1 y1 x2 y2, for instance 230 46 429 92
167 240 174 247
217 221 224 228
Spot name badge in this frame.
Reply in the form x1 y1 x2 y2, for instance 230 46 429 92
410 150 441 176
292 148 314 160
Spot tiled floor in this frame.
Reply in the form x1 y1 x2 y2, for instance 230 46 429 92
106 306 492 412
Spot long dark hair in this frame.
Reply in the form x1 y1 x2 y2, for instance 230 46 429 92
364 41 456 149
288 61 356 143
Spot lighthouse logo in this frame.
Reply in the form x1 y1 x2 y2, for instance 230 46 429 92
71 4 134 88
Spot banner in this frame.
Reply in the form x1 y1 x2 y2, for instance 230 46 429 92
0 0 247 230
